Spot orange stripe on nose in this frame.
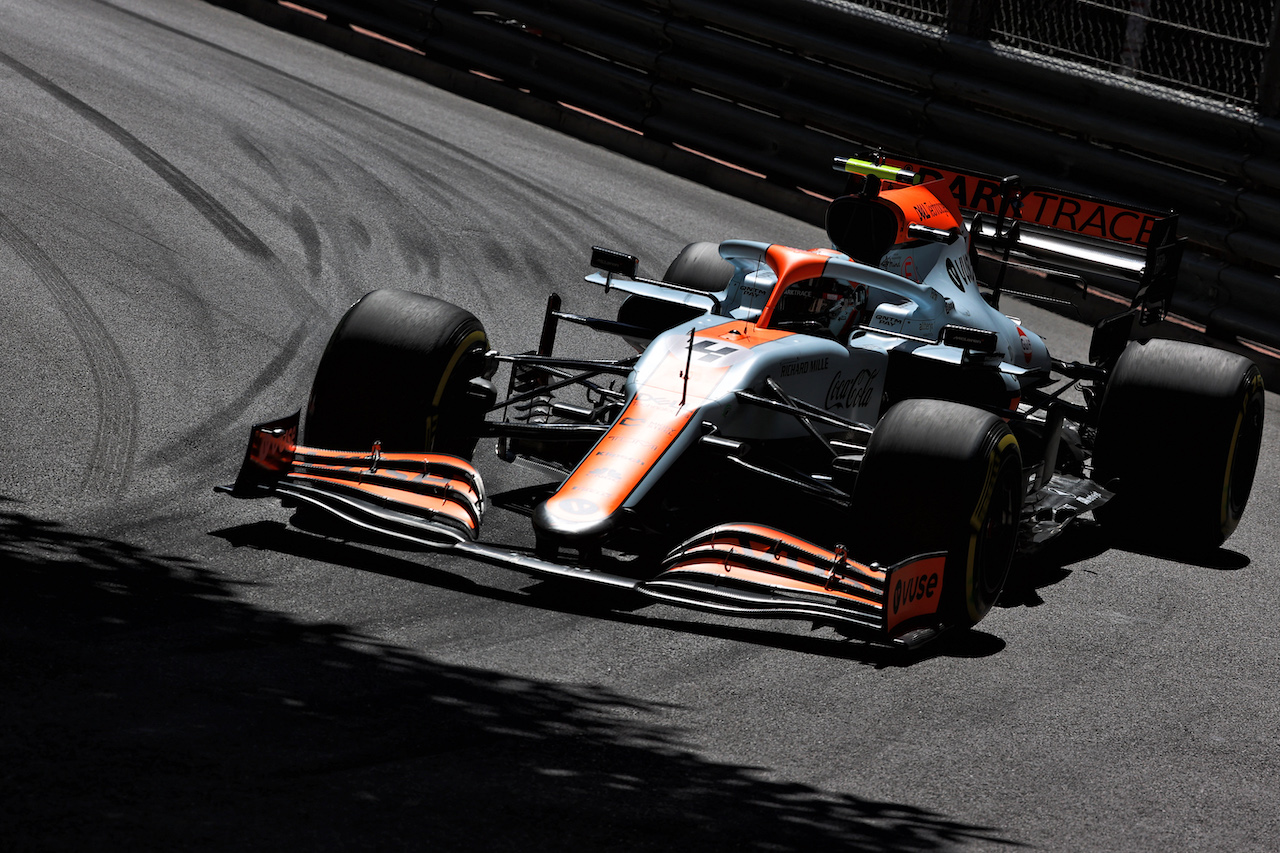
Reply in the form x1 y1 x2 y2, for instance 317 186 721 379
542 398 695 526
538 320 794 538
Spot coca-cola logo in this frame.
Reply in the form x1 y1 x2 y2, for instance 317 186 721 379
825 368 880 410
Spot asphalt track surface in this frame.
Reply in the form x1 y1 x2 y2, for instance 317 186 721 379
2 1 1278 850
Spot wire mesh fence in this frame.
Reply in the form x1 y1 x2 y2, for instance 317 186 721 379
849 0 948 26
988 0 1277 108
846 0 1280 111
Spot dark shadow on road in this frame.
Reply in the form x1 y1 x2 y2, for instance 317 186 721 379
1 501 1020 851
1000 522 1112 610
1107 540 1252 570
1000 519 1253 614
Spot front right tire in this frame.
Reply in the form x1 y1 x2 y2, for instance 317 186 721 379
662 241 734 292
851 398 1023 630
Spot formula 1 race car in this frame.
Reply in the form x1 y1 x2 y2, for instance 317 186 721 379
220 154 1265 648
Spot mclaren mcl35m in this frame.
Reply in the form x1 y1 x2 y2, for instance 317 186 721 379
221 155 1265 649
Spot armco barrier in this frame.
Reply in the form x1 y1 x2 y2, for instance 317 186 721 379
206 0 1280 352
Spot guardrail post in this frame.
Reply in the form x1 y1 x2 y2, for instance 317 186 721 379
1258 0 1280 116
947 0 994 40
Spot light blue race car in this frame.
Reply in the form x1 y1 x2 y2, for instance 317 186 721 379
221 154 1265 648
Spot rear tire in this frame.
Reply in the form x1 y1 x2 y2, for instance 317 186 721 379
1092 338 1264 550
662 241 733 292
304 290 489 457
851 399 1023 629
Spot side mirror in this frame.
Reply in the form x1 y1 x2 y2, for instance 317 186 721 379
940 324 999 354
590 246 639 278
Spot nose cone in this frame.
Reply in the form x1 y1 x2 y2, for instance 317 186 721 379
532 497 618 543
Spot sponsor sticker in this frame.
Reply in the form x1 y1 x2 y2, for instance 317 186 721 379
1017 326 1033 364
779 356 830 378
872 311 904 332
893 162 1162 247
557 498 600 516
250 426 296 472
825 368 880 410
944 254 976 292
885 554 945 632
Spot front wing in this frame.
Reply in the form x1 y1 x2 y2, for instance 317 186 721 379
219 415 952 648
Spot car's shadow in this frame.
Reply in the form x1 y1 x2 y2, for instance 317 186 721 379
1000 523 1111 609
1109 539 1252 570
212 515 1005 669
221 489 1255 670
1000 520 1251 610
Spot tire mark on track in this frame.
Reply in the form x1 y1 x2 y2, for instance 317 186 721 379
94 0 597 233
0 50 276 262
289 204 323 279
149 312 321 472
0 212 138 496
95 0 691 273
95 0 634 308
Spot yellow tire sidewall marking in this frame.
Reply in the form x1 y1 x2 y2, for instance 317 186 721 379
1219 371 1263 536
965 432 1018 623
425 329 488 449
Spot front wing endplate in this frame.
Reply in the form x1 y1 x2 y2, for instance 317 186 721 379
217 412 486 545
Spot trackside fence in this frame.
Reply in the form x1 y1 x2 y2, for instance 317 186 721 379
206 0 1280 352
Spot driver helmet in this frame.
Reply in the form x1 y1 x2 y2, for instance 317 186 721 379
774 276 866 337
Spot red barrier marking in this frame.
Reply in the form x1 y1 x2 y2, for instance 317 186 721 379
672 143 766 179
558 102 643 135
349 25 426 55
279 2 325 19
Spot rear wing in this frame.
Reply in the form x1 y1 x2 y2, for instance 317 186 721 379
838 154 1185 335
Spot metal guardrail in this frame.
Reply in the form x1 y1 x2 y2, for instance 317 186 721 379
207 0 1280 351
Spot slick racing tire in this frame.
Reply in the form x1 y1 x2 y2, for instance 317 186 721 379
662 241 734 292
851 399 1023 630
1092 338 1264 551
304 289 490 458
